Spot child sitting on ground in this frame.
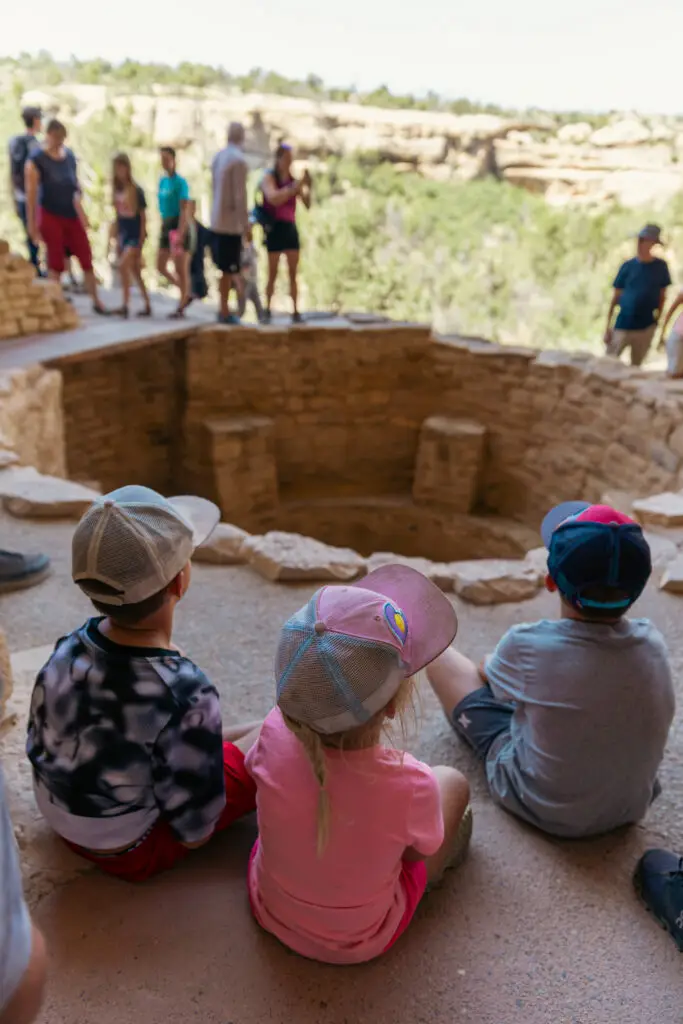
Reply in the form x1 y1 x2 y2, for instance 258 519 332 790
26 485 261 883
246 565 472 964
427 502 675 838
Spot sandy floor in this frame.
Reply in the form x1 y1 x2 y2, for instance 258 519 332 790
1 510 683 1023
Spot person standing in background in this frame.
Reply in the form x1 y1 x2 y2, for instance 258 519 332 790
604 225 671 367
211 122 249 324
157 147 191 318
111 153 151 318
25 119 108 315
8 107 42 274
261 144 311 324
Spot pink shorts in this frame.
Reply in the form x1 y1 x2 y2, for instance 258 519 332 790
383 859 428 951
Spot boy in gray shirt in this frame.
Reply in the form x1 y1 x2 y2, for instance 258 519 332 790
428 501 675 838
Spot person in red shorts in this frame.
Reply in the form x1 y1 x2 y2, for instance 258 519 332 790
26 485 261 882
24 118 108 315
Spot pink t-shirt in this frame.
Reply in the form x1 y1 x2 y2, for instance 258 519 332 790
245 708 444 964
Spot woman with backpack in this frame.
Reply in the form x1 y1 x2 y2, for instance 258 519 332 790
8 106 42 273
260 144 311 323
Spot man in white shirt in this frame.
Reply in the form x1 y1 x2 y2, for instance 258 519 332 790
211 122 249 324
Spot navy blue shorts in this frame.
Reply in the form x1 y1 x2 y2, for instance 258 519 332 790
118 216 141 250
451 685 514 759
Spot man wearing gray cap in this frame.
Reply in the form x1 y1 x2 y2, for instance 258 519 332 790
603 224 671 366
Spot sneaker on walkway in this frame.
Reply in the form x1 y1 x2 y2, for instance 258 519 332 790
0 550 50 593
217 313 241 325
634 848 683 951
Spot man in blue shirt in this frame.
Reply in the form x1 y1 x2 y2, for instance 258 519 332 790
604 224 671 366
157 147 191 318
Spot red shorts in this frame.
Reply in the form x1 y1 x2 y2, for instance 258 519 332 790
38 207 93 274
65 742 256 883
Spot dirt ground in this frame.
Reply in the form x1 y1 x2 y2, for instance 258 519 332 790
2 510 682 1024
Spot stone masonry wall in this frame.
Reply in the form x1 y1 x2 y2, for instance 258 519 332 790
0 366 65 476
51 337 187 493
48 323 683 537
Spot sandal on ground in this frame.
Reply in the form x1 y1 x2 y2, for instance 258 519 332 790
167 308 185 320
112 306 129 319
427 805 473 891
92 304 110 317
137 306 152 318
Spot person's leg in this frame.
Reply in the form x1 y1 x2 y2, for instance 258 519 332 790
0 551 50 592
666 332 683 379
65 217 106 313
237 283 247 319
423 765 471 886
16 200 39 272
630 326 656 367
132 250 151 314
251 281 265 323
157 248 178 288
116 246 134 314
219 272 231 319
172 251 190 314
606 329 628 360
0 924 47 1024
426 647 515 759
231 271 245 318
38 208 66 283
427 646 484 717
285 249 300 317
265 251 280 314
223 720 262 745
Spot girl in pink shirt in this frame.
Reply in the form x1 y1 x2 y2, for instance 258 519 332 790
246 565 472 965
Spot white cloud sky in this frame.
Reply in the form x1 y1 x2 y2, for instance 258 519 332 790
5 0 683 113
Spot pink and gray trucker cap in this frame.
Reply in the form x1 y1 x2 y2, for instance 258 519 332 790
72 485 220 606
276 565 458 735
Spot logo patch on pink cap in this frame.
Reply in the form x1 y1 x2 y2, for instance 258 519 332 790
384 602 408 645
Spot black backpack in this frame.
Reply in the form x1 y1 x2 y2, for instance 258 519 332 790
8 134 32 193
251 171 276 235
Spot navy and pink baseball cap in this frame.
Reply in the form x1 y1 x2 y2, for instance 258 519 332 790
541 501 652 611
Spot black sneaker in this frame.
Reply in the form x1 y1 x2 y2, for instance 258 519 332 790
634 848 683 951
0 550 51 593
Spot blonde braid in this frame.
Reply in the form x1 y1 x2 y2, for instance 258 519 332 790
283 715 331 855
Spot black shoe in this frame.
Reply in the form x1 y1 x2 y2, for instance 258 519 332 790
262 310 272 324
292 312 303 324
634 849 683 951
0 551 51 593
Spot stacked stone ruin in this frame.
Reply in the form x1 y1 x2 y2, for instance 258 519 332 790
0 239 79 340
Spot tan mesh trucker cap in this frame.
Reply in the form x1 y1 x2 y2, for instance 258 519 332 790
72 485 220 606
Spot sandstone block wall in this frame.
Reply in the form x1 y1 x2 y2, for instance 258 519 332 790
50 336 188 493
0 241 79 340
413 416 486 512
48 322 683 547
0 366 65 476
199 416 278 529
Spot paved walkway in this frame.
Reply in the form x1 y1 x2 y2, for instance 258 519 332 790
0 510 681 1023
0 290 374 371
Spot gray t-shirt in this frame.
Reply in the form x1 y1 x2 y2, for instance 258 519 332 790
210 144 248 235
0 765 31 1012
484 617 675 837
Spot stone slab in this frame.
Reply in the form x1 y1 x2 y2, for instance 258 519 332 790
632 492 683 527
445 558 543 605
244 531 366 583
192 522 251 565
0 471 100 519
